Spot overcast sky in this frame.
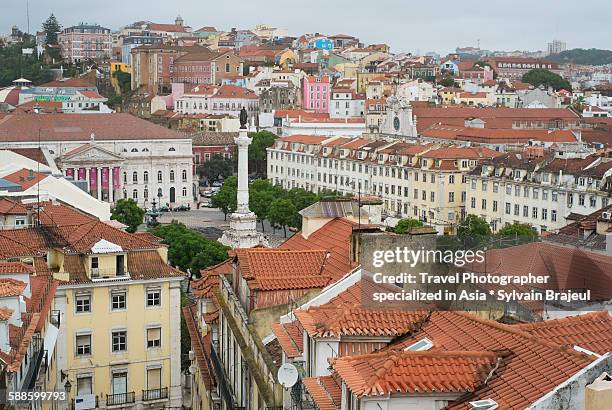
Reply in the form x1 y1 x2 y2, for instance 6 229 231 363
3 0 611 54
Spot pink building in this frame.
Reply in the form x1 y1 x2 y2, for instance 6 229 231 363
302 76 330 113
58 24 112 63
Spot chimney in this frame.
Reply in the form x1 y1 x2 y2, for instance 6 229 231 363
586 373 612 410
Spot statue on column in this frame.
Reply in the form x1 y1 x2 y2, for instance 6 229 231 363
239 107 248 129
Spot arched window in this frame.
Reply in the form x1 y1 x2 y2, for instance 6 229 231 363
182 187 187 197
182 170 187 181
132 171 138 183
143 171 149 183
157 171 162 182
132 189 138 200
170 170 175 182
142 148 149 152
157 188 162 197
144 188 148 199
131 148 138 152
168 147 176 152
123 172 127 183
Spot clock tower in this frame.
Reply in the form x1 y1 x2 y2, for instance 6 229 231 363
380 96 418 140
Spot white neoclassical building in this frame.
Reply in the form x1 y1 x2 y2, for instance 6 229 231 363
0 113 194 207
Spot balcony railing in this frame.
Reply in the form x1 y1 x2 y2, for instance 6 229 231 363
142 387 168 401
91 268 129 280
106 392 135 406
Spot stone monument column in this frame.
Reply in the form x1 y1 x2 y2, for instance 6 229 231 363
218 108 268 249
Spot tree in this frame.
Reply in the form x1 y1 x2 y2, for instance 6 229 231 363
572 95 586 112
522 69 572 92
211 176 237 219
268 198 295 237
149 221 229 274
42 14 62 45
248 131 278 176
497 223 536 238
114 69 132 94
0 41 54 87
284 188 320 229
197 154 234 183
394 218 424 234
439 77 456 87
457 214 491 238
111 198 144 233
250 188 275 232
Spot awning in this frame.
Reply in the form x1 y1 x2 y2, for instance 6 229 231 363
43 323 59 363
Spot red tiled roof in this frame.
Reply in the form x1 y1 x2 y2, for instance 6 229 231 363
280 218 357 283
274 109 330 120
277 135 329 145
0 278 27 297
40 77 96 88
331 350 498 397
235 248 332 291
421 146 501 160
393 311 594 409
0 307 13 321
514 311 612 355
0 113 185 143
0 199 27 215
295 304 428 338
149 23 188 33
302 376 341 410
271 321 304 358
2 169 46 190
182 304 215 389
5 148 48 165
422 124 578 144
213 84 258 100
0 261 34 274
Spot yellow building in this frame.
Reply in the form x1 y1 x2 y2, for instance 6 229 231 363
0 202 184 410
438 87 461 104
110 61 132 94
456 91 494 106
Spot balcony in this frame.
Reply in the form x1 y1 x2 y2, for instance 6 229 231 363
142 387 168 401
106 392 135 406
90 268 130 281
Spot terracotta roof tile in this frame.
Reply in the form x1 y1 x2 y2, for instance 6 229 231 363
271 321 304 358
295 304 428 338
0 261 34 274
0 278 27 297
331 350 498 397
514 311 612 355
0 307 14 321
235 248 331 291
303 376 341 410
182 304 215 389
280 218 357 283
2 168 46 190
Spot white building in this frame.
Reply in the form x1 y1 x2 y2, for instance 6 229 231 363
0 113 194 208
175 84 259 123
329 88 365 118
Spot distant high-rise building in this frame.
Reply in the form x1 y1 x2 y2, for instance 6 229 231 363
547 39 566 56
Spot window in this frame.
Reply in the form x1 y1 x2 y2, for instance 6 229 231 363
76 294 91 313
132 172 138 183
532 207 538 218
471 198 476 209
578 194 585 206
132 189 138 200
493 201 498 212
448 192 455 202
170 170 175 182
481 199 487 210
523 205 529 217
551 210 557 222
143 171 149 183
147 327 161 348
182 169 188 181
505 203 511 214
112 331 127 352
91 257 99 270
76 334 91 356
157 171 163 182
111 292 127 310
76 376 93 396
146 289 161 307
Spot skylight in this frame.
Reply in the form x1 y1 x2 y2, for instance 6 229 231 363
469 399 498 410
404 337 433 352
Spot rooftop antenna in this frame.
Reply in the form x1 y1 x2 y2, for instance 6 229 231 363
26 0 30 35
